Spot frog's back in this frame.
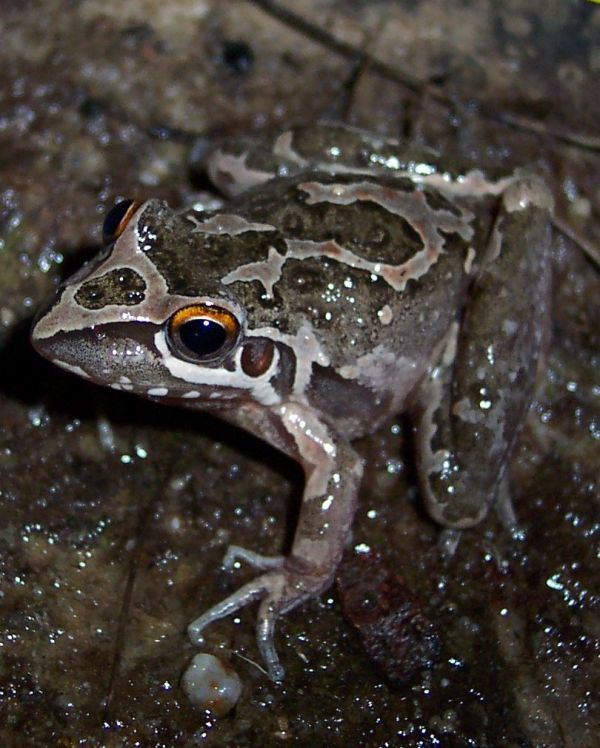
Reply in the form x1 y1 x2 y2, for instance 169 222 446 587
204 170 477 417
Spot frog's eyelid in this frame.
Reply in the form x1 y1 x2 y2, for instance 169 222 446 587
102 199 144 244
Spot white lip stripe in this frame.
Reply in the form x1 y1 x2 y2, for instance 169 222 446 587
153 316 330 406
153 330 281 406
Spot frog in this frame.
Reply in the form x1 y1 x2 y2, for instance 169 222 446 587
31 123 553 682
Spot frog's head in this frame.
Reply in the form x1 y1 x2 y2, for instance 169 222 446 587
31 199 282 406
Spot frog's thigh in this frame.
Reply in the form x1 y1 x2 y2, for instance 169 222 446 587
416 178 553 528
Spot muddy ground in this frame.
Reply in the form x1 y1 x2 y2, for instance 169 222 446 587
0 1 598 745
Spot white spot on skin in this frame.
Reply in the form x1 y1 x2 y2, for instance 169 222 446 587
503 178 554 214
430 448 452 474
182 390 200 398
339 345 419 402
1 306 16 327
118 375 134 391
147 387 169 396
377 305 393 325
502 319 518 335
321 495 334 511
464 247 477 274
97 417 117 452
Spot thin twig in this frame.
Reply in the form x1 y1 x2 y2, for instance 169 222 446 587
553 215 600 269
497 112 600 153
246 0 600 153
102 474 160 724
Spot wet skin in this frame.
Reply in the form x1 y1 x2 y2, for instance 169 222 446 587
32 123 553 681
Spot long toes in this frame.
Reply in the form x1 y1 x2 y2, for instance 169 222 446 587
256 595 284 681
187 578 268 643
223 545 285 571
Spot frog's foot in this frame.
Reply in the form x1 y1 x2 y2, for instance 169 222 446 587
188 547 330 682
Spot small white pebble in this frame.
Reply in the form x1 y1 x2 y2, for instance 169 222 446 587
181 653 242 716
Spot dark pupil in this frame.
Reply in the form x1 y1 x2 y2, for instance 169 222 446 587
102 199 135 243
179 318 227 358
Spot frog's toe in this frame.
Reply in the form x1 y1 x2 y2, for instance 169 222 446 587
188 570 288 681
256 593 286 681
187 575 269 645
222 544 285 571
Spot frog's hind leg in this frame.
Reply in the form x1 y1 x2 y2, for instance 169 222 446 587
414 177 553 529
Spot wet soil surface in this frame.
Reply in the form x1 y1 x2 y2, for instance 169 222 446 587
0 1 598 745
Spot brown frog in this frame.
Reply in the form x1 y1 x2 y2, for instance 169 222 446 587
32 123 553 680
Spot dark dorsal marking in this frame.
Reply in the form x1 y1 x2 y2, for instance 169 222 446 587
74 268 146 310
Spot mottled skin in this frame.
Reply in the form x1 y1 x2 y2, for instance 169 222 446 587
32 123 552 681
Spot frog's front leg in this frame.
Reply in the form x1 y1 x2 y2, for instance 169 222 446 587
414 177 553 528
188 403 364 681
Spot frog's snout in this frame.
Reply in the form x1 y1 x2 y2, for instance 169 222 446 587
30 290 64 358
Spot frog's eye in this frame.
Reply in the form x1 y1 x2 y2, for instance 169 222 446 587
102 199 143 244
167 304 240 363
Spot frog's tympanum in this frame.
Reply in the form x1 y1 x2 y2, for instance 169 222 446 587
32 124 553 681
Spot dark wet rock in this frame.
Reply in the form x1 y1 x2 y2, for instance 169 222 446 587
337 549 441 685
0 1 598 745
